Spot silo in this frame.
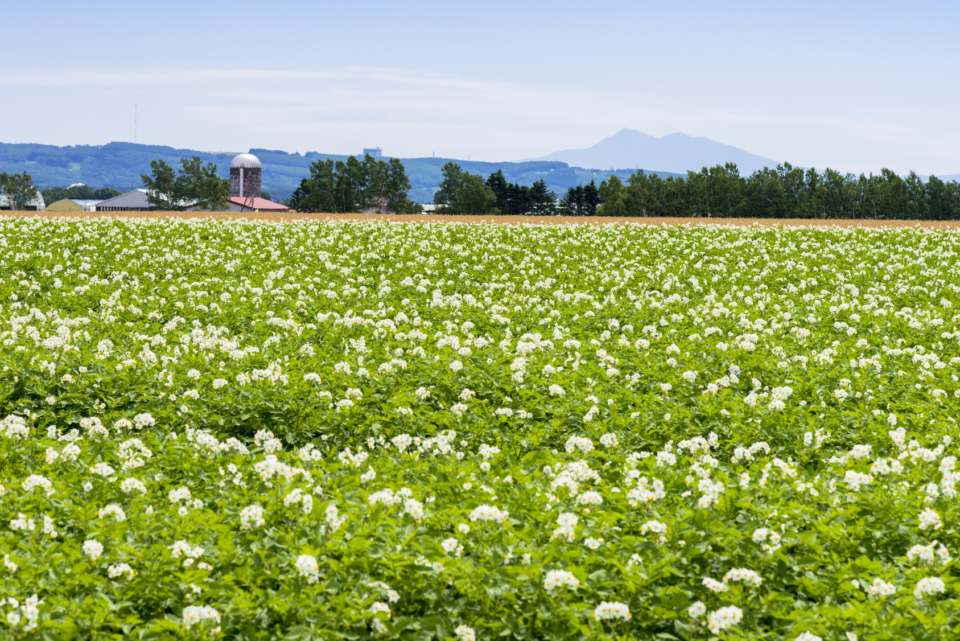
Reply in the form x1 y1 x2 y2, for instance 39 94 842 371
229 153 262 198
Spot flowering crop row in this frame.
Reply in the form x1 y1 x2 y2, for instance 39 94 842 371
0 218 959 639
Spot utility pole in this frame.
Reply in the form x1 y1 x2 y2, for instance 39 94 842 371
135 104 137 143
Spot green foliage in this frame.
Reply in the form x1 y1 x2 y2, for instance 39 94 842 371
178 156 230 211
0 171 41 210
558 181 602 216
140 156 229 211
285 179 310 210
298 154 420 214
1 219 960 639
434 163 498 215
94 187 122 201
597 176 625 217
484 171 556 215
140 159 181 210
600 163 960 219
41 185 120 204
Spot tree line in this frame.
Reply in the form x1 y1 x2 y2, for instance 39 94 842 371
595 163 960 220
5 157 960 220
41 184 120 204
141 156 231 211
431 161 960 220
433 163 556 215
290 155 420 214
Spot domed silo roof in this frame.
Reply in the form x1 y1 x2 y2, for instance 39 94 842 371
230 153 261 169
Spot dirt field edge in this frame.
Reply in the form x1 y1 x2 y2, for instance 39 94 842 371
3 211 959 228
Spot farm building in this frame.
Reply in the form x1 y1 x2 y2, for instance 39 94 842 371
72 200 102 211
0 192 46 211
185 197 289 213
95 189 154 212
230 153 262 199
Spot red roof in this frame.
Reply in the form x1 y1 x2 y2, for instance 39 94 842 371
227 197 289 211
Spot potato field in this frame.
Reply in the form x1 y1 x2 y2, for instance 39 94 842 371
1 218 959 640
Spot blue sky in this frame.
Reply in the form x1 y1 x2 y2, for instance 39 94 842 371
3 0 959 174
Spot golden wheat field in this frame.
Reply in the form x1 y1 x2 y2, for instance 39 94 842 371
3 211 960 227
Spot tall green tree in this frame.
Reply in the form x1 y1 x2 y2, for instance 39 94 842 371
179 156 229 211
558 185 586 216
385 158 420 214
141 159 183 210
364 155 390 213
333 156 367 213
926 176 950 221
527 180 556 216
301 160 336 213
0 171 41 210
485 169 539 215
582 181 602 216
287 179 310 211
485 170 510 212
434 162 497 215
141 156 228 211
297 155 419 214
597 176 626 217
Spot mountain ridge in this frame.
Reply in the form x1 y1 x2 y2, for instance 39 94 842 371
526 128 780 175
0 141 682 202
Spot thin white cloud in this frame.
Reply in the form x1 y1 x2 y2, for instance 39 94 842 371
0 65 957 174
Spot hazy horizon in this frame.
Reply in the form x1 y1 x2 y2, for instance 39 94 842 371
3 0 959 175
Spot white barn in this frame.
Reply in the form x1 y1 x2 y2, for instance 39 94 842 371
0 192 46 211
94 189 155 212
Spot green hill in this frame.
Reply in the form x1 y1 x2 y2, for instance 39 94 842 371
0 141 683 202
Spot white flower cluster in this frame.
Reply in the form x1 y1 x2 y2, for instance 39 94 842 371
240 504 265 530
0 595 43 632
468 505 507 523
707 605 743 633
295 554 320 584
182 605 221 632
913 577 946 598
593 601 631 621
543 569 579 591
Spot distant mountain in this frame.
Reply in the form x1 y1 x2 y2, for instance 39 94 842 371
528 129 780 175
0 141 682 203
937 174 960 183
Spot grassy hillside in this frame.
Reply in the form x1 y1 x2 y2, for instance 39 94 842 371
0 142 682 202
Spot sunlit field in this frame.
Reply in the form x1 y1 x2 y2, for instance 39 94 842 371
1 217 959 640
